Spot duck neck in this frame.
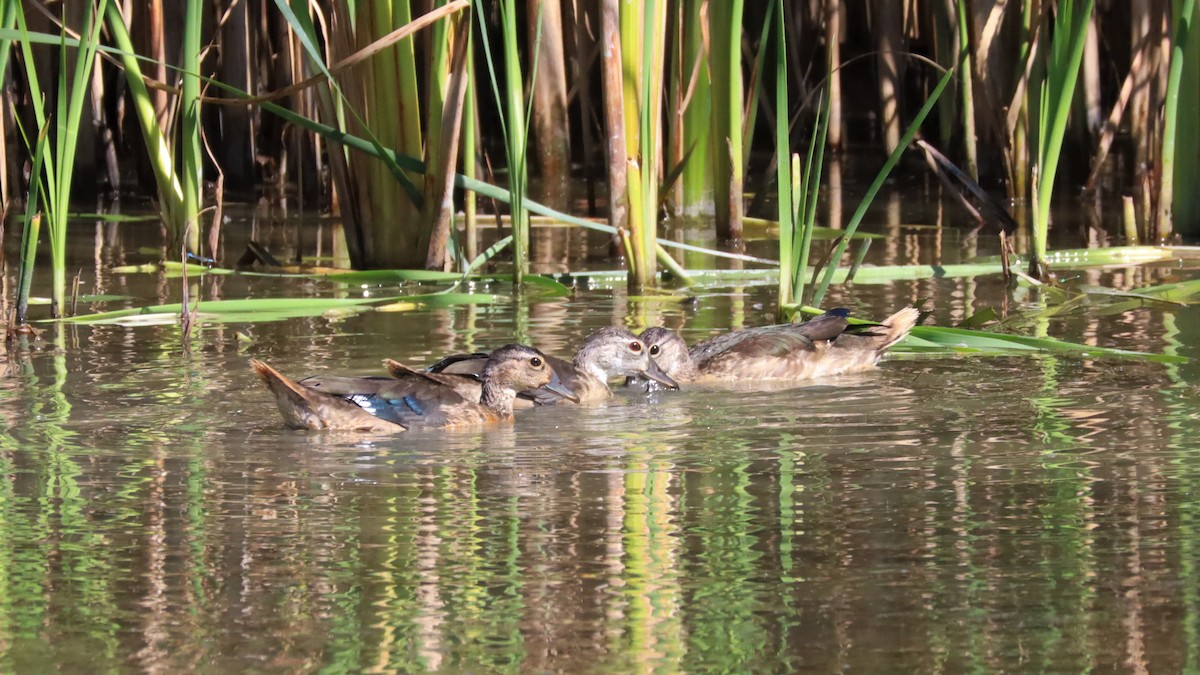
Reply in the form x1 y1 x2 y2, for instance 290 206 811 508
572 359 613 400
479 380 516 418
676 353 699 381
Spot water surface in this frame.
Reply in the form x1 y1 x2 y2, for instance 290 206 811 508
3 210 1200 672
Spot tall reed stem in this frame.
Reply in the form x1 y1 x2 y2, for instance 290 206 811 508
501 0 530 282
1156 0 1198 238
811 56 958 307
1033 0 1094 277
104 4 185 236
951 0 979 180
181 0 203 254
709 0 745 240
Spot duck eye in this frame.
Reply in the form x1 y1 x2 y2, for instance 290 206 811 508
530 356 542 367
649 344 660 356
629 341 642 353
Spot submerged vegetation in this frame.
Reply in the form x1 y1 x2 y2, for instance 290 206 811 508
0 0 1197 332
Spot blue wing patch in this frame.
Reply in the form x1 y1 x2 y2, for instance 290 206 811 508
399 395 425 415
345 393 418 426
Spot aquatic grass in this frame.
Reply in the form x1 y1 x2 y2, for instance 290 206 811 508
475 0 536 283
709 0 746 240
808 54 962 308
623 0 669 288
896 326 1186 364
9 13 734 277
13 0 109 317
276 0 472 268
10 116 49 326
215 83 747 273
777 70 830 315
0 24 767 274
56 292 498 325
103 3 186 247
418 7 471 270
1158 0 1199 237
951 0 979 181
1032 0 1095 277
773 0 794 313
179 0 203 255
672 0 712 215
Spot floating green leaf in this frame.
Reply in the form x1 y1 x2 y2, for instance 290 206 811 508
894 325 1186 363
320 269 464 284
57 297 389 325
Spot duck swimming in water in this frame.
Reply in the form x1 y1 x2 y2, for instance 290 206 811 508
251 343 576 432
422 327 680 404
630 307 919 388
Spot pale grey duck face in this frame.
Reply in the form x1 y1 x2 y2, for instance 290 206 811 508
574 327 679 389
638 327 695 382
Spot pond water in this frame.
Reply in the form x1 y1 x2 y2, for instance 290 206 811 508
4 193 1200 672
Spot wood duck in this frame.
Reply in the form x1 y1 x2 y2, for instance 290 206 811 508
424 327 680 404
251 343 576 432
630 307 919 388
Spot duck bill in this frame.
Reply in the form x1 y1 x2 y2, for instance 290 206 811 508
640 358 680 390
540 370 579 403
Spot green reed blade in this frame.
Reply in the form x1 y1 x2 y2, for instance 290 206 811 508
1158 0 1199 237
103 4 185 238
21 0 109 316
896 326 1186 363
744 0 775 169
57 293 499 325
9 103 47 325
0 0 18 80
1033 0 1094 274
460 235 514 278
810 54 960 308
708 0 746 240
796 90 830 306
773 0 792 310
953 0 979 181
180 0 202 254
474 0 531 282
502 0 530 282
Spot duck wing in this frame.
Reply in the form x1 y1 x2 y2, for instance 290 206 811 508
690 324 819 368
251 360 406 433
346 360 484 428
299 374 396 397
424 352 489 376
689 308 858 368
387 358 482 400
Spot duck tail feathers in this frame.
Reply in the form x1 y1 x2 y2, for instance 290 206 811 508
251 359 334 429
876 307 920 352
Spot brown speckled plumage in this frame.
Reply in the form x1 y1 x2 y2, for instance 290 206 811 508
254 344 572 432
636 307 919 385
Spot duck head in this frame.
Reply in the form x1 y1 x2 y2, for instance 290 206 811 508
638 327 697 382
481 344 578 403
573 327 679 390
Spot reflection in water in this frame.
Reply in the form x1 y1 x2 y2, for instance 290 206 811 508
4 215 1200 670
